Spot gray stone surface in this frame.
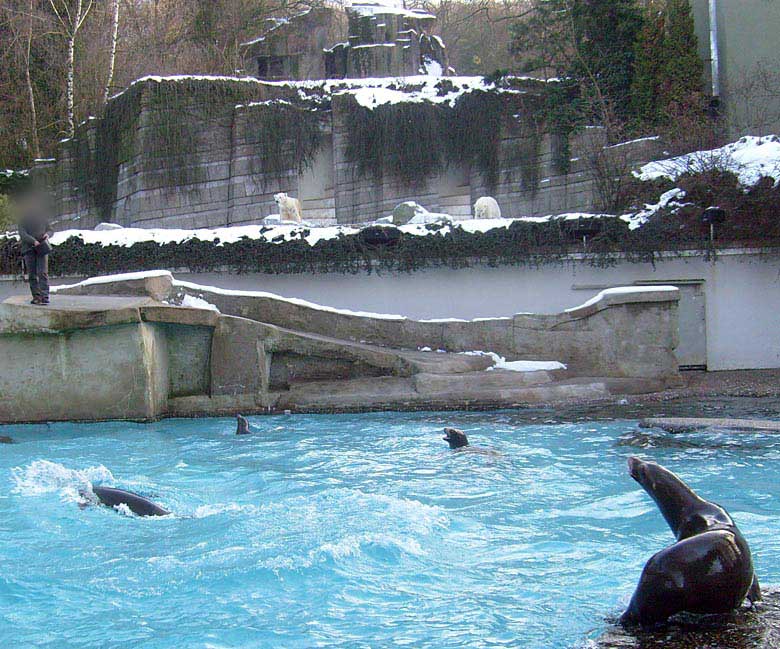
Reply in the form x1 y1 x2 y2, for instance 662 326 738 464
640 417 780 433
0 322 168 422
594 590 780 649
41 77 666 230
0 295 152 333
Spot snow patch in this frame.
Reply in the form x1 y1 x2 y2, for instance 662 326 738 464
623 188 687 230
635 135 780 187
50 270 172 293
565 285 679 312
180 294 220 312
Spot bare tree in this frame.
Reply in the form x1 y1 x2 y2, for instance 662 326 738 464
48 0 93 136
102 0 120 106
23 0 41 157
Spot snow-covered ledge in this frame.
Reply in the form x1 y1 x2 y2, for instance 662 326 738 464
53 272 681 383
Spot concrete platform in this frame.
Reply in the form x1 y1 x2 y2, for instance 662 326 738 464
640 417 780 433
0 294 157 333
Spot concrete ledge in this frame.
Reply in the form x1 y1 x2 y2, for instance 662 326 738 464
640 417 780 433
53 271 174 301
51 273 682 382
0 295 153 333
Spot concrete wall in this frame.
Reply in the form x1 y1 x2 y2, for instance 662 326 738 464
0 322 169 422
170 250 778 371
693 0 780 136
2 249 777 371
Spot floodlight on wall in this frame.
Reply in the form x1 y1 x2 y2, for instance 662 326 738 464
701 206 726 245
564 218 603 252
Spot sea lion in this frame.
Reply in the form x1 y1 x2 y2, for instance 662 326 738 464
443 427 469 449
621 457 760 627
81 485 170 517
236 414 251 435
0 436 14 444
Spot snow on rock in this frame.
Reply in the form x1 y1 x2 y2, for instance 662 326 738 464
514 212 617 224
623 187 688 230
460 351 567 372
635 135 780 187
347 2 435 20
565 285 679 312
179 294 220 312
50 270 173 293
173 279 408 320
48 223 362 248
420 57 443 77
342 76 498 109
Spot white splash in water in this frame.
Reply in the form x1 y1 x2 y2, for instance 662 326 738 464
11 460 115 503
113 503 134 517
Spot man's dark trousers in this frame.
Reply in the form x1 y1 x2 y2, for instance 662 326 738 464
23 249 49 300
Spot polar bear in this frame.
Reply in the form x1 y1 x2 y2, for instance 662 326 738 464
473 196 501 220
274 192 302 223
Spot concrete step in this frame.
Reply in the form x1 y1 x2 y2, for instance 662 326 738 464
276 374 608 411
414 368 558 394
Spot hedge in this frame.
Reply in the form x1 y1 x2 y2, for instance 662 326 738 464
2 214 774 279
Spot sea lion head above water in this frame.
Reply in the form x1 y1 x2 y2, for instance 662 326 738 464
443 427 469 449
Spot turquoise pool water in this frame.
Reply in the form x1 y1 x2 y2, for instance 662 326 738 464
1 407 779 648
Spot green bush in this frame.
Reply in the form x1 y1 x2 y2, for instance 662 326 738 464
0 210 765 280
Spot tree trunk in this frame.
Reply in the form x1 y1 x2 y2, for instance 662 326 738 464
102 0 120 106
24 0 40 158
64 0 84 138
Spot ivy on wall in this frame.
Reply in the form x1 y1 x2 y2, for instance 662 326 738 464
65 79 268 220
246 101 327 179
340 82 558 192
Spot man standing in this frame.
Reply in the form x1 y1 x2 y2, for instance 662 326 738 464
16 190 52 305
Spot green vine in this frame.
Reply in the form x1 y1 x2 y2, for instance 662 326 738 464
247 101 326 180
341 83 562 192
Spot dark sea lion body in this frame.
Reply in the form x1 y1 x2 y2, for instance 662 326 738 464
89 486 170 517
236 414 251 435
0 436 14 444
621 457 759 627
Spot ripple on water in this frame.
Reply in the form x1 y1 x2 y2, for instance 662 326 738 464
1 409 779 648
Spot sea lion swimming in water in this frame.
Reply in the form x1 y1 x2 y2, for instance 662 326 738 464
80 485 170 517
443 427 469 449
0 436 14 444
621 457 760 627
236 414 251 435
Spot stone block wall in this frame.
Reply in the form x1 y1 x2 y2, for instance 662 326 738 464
43 78 665 231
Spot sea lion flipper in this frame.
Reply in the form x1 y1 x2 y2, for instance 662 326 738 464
748 574 762 603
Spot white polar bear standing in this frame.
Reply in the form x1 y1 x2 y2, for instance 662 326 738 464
274 192 302 223
473 196 501 220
